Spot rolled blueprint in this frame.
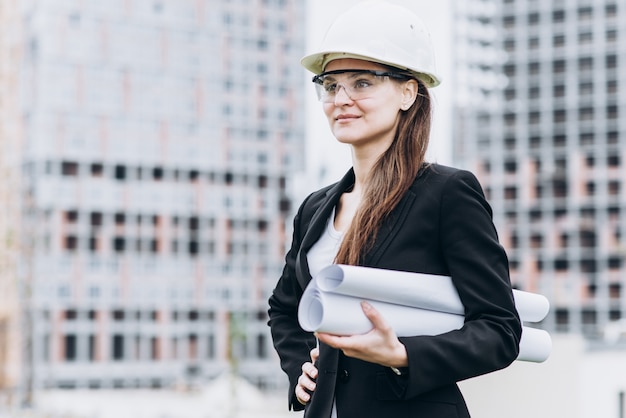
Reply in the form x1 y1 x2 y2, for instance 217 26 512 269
298 287 465 336
298 264 552 363
518 327 552 363
316 264 550 323
298 288 552 362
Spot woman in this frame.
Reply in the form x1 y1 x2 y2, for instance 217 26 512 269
268 2 522 417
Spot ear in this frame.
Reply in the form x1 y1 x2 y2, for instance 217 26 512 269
400 79 419 111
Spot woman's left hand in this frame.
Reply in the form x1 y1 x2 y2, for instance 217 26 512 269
315 301 408 368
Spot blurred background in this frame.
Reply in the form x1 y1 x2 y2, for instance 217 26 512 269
0 0 625 417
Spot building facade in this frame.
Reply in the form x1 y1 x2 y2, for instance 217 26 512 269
0 0 24 399
0 0 305 395
452 0 626 338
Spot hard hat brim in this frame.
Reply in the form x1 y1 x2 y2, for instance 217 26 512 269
301 51 441 88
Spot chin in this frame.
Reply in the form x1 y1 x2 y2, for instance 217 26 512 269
334 136 359 145
332 130 361 144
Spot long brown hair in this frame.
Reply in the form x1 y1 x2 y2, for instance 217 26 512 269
335 81 432 266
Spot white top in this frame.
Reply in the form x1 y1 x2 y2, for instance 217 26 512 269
307 207 344 278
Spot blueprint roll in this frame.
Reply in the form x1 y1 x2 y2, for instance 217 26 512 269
518 326 552 363
316 264 550 323
298 287 465 337
316 265 465 315
298 284 552 362
510 290 551 323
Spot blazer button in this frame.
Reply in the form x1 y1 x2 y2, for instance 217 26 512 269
338 369 349 382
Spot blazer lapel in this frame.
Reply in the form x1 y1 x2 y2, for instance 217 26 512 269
365 188 417 266
295 169 355 289
365 166 430 266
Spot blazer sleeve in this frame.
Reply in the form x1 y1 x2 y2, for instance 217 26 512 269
399 169 522 398
267 193 317 411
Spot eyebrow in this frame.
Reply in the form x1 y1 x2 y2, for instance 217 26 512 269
322 71 374 81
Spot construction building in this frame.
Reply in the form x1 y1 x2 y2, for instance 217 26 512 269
0 0 305 397
452 0 626 338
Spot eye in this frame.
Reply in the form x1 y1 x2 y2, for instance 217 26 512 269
323 81 338 93
352 77 374 90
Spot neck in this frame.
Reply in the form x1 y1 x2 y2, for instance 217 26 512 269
350 140 391 190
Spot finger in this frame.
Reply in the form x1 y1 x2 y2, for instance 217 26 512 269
298 373 316 393
301 361 318 379
315 332 340 348
310 347 320 362
361 301 392 332
295 386 310 404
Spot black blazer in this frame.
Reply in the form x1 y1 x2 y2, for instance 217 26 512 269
268 164 522 418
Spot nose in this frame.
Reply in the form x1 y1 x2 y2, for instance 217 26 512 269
333 84 354 104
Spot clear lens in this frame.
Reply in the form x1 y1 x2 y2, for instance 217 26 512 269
312 69 411 102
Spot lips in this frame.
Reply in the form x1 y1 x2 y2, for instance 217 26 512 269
335 114 360 121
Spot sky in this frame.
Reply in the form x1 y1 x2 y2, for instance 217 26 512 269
302 0 454 189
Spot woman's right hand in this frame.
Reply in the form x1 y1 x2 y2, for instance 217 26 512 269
295 347 319 405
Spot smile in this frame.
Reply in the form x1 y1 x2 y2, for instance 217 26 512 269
335 114 360 121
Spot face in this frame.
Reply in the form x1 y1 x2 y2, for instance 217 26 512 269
320 59 417 154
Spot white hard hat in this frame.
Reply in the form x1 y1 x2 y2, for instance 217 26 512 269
301 1 441 87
